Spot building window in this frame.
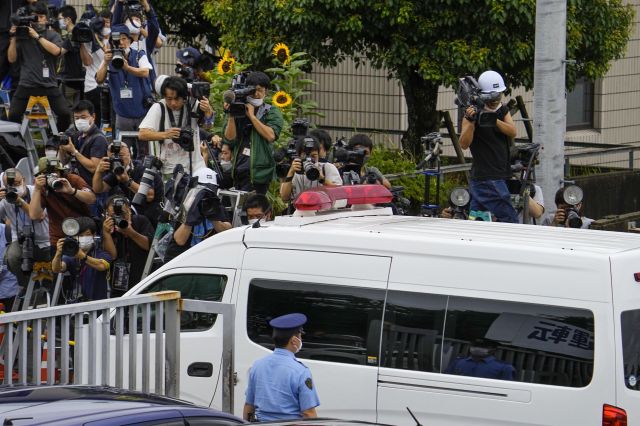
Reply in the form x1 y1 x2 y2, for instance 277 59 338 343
566 77 594 130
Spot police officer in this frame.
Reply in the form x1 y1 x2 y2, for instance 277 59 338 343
244 313 320 421
445 338 515 380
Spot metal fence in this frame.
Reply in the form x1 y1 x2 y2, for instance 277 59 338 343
0 291 236 413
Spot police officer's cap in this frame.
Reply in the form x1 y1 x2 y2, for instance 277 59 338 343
269 313 307 330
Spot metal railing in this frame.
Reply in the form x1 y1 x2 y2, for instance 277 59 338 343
0 291 236 414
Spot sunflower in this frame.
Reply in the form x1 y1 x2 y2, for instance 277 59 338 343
217 56 235 75
272 42 291 65
272 91 293 108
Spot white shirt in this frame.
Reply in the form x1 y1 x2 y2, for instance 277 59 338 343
139 100 205 176
83 41 105 92
515 184 544 224
292 162 342 200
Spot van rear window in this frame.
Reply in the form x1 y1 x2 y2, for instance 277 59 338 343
621 310 640 390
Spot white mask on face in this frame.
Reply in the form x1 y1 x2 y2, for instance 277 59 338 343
16 185 27 197
126 22 141 35
45 149 58 159
58 19 67 30
220 160 232 172
78 236 94 251
294 337 302 353
102 27 111 37
74 118 92 133
246 96 263 107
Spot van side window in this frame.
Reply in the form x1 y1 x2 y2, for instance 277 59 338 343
380 291 447 373
247 279 385 366
443 296 594 387
143 274 227 331
621 310 640 391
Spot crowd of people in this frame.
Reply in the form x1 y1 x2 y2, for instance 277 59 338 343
0 1 594 312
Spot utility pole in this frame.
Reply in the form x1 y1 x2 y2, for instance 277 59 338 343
533 0 567 216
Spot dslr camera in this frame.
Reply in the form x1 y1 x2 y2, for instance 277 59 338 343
4 169 19 204
176 63 195 82
109 140 125 175
42 159 64 191
174 127 195 152
110 33 126 69
228 73 256 118
18 225 35 273
132 155 162 207
455 76 501 127
10 7 38 40
111 198 129 229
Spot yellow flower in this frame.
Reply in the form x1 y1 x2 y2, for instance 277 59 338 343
217 56 235 75
272 42 291 65
272 91 293 108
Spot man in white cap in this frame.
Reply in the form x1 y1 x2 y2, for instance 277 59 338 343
458 70 519 223
162 167 231 263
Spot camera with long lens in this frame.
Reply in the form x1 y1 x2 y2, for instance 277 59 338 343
455 76 500 127
11 7 38 40
109 140 125 175
18 225 35 273
112 198 128 229
61 218 80 257
71 19 93 43
110 34 125 69
163 164 192 219
123 0 144 16
4 169 19 205
296 137 320 181
228 73 256 118
274 141 298 179
188 82 211 120
43 159 64 191
511 143 541 173
563 185 584 229
132 155 162 207
174 127 194 152
449 187 471 220
334 147 367 171
176 63 195 82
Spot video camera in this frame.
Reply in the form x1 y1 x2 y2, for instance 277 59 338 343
227 73 256 118
455 76 500 127
11 7 38 40
109 140 125 175
132 155 162 207
123 0 144 16
511 143 541 173
110 33 126 69
71 19 93 43
179 179 222 226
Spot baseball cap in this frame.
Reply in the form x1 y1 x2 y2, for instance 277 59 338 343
176 47 201 67
193 167 218 186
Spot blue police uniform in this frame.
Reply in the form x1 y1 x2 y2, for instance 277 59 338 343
245 313 320 421
445 355 515 380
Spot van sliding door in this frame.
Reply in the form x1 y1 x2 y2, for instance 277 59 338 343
234 248 391 421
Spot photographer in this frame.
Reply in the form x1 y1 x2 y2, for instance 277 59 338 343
244 194 272 226
95 24 152 152
309 128 332 162
280 136 342 202
29 157 96 249
93 142 163 227
112 0 160 61
458 70 519 223
345 134 391 189
7 1 72 132
52 216 111 301
138 76 212 179
79 10 112 126
59 100 109 186
201 136 234 190
0 169 50 287
102 195 153 292
542 187 594 229
163 167 232 264
0 223 19 312
175 47 214 83
58 5 85 107
223 71 284 194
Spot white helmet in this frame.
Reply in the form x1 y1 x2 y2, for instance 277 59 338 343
478 70 506 93
154 74 169 95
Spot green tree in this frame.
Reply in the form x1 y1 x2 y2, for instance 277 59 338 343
203 0 634 157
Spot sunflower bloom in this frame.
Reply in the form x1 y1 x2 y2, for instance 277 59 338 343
272 43 291 65
217 56 235 75
272 91 293 108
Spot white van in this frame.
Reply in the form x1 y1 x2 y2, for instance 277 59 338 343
126 185 640 426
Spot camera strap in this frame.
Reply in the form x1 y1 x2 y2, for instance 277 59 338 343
166 104 186 129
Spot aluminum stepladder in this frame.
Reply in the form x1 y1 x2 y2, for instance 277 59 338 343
20 96 59 170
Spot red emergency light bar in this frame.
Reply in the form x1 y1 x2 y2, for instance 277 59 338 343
294 185 394 212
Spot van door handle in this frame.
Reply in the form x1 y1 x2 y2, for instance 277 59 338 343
187 362 213 377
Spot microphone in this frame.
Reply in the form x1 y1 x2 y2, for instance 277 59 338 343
223 90 235 104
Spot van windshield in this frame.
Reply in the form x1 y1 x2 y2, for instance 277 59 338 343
621 310 640 390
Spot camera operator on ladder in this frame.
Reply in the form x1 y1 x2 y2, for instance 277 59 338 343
459 70 519 223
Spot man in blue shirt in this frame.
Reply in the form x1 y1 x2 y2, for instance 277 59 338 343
445 338 515 380
244 313 320 421
0 223 19 311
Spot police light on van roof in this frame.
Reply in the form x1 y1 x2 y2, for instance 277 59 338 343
294 185 393 212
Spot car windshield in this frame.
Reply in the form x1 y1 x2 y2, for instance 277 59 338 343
621 310 640 390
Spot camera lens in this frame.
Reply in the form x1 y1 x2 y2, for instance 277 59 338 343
5 189 18 204
62 237 79 257
116 218 128 229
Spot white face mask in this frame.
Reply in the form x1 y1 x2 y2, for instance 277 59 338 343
15 185 27 197
78 236 94 251
58 19 67 30
247 96 263 107
45 149 58 159
75 118 92 133
220 160 232 172
102 27 111 37
294 337 302 353
126 22 141 35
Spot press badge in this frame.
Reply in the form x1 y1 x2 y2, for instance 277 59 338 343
42 67 50 78
242 147 251 156
120 87 133 99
